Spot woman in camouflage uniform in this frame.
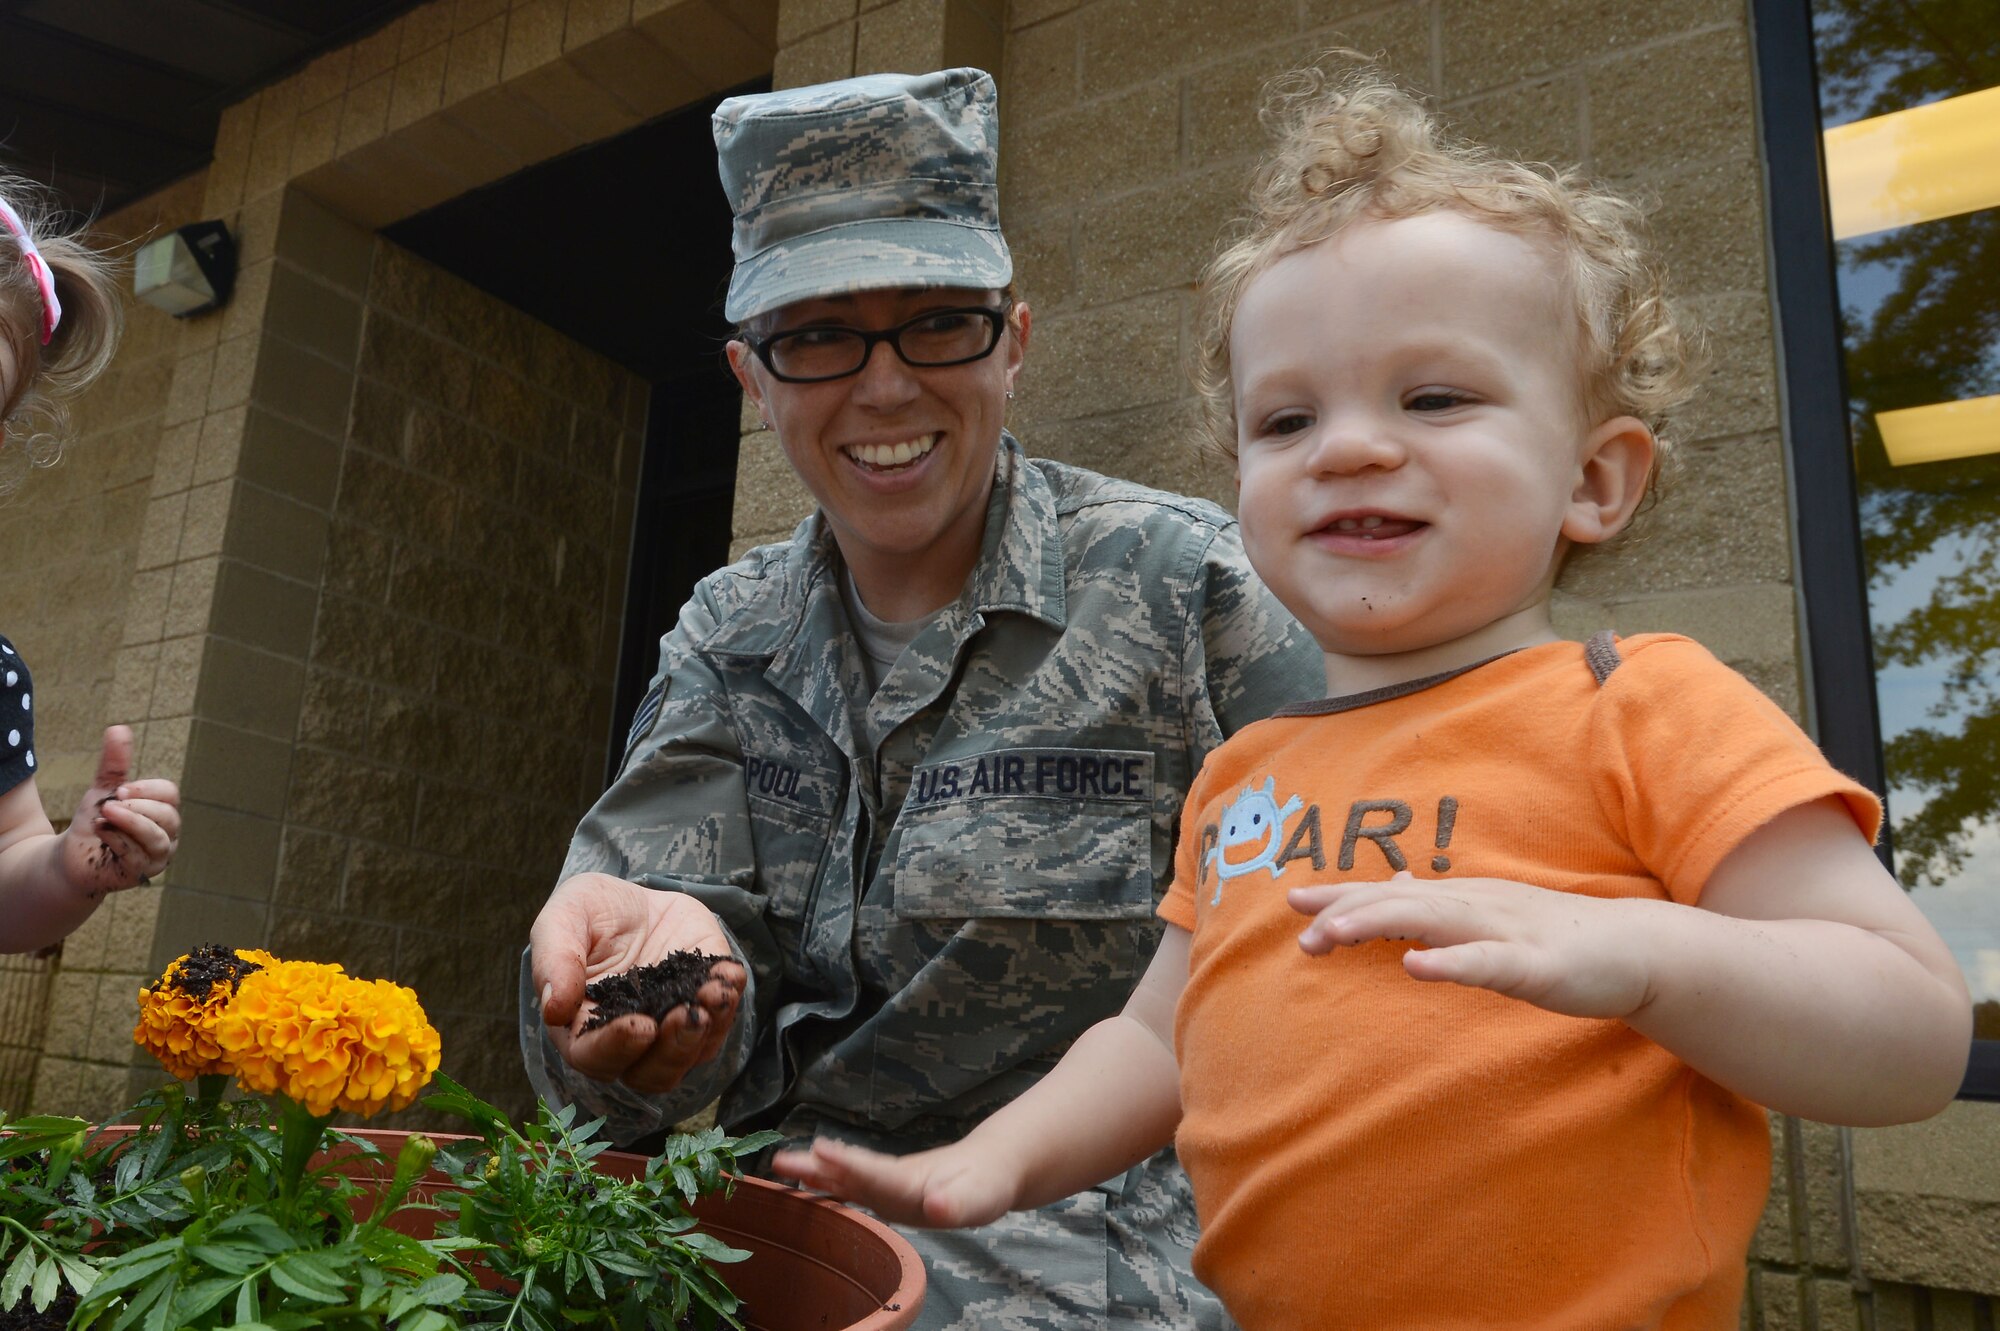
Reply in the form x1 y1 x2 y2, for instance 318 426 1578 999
523 67 1320 1331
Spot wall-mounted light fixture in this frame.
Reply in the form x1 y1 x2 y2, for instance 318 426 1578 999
133 220 237 317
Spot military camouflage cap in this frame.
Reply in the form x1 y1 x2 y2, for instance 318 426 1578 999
713 67 1013 323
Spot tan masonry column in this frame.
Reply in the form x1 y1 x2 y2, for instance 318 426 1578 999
727 0 1008 556
30 0 783 1122
28 173 373 1119
0 176 212 1121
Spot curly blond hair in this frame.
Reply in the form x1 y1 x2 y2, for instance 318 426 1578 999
1192 62 1700 508
0 171 124 499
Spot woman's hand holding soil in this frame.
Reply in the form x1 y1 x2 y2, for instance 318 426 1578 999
531 872 746 1094
771 1137 1019 1230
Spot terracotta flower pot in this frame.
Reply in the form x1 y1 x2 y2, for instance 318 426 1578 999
87 1125 925 1331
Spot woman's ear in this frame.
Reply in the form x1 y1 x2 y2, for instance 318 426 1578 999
1562 415 1656 547
1004 300 1031 395
725 339 769 427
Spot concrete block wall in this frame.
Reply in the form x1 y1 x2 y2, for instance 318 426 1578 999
1847 1104 2000 1319
251 219 643 1121
204 0 778 233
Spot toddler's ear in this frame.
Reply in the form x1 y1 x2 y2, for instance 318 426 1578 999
1562 416 1655 547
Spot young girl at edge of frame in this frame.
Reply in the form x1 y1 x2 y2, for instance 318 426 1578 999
768 63 1973 1330
0 171 181 954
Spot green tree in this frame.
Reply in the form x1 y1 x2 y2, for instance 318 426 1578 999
1814 0 2000 885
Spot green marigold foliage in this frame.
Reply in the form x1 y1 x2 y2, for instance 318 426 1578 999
0 1074 778 1331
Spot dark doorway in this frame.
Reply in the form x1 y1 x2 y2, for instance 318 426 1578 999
385 79 767 782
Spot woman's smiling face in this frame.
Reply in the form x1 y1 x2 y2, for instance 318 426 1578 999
728 286 1027 616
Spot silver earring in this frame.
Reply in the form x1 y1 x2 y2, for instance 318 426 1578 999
1005 390 1015 401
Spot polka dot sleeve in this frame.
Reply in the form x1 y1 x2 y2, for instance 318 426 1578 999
0 634 35 798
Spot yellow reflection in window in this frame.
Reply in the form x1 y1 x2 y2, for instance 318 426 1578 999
1878 394 2000 467
1823 85 2000 240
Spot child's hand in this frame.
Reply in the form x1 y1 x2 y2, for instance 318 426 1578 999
1289 871 1658 1020
770 1136 1017 1230
62 726 178 897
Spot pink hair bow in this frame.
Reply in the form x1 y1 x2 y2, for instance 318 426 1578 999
0 197 62 345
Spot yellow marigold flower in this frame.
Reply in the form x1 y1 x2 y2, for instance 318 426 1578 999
133 945 272 1081
213 960 442 1118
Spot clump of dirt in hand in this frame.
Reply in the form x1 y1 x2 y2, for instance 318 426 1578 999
582 951 727 1032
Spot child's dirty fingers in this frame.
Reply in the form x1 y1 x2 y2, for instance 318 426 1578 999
1404 938 1520 989
114 777 178 806
771 1141 877 1201
814 1140 936 1220
91 726 133 792
769 1148 831 1190
774 1141 856 1194
97 801 176 859
1301 893 1472 952
109 796 180 839
1286 881 1387 916
1285 884 1341 913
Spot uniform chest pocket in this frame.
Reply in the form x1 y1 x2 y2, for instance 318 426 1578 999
894 747 1157 920
743 749 842 921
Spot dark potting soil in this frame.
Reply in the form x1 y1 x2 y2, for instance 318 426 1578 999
0 1291 75 1330
582 951 725 1032
166 942 264 1000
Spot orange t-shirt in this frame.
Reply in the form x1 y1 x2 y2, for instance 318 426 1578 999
1159 635 1880 1331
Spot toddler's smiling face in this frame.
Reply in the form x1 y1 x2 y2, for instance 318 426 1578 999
1231 211 1646 679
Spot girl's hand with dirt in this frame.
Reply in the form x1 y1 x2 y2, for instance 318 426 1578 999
0 725 177 952
1289 869 1657 1021
62 725 180 894
531 872 747 1094
771 1137 1019 1230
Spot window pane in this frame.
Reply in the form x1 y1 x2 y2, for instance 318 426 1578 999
1811 3 2000 1038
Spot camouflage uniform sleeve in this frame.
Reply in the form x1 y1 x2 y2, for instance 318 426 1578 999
1182 519 1322 756
518 577 784 1144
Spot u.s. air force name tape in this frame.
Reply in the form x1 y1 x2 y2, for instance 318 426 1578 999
908 746 1154 808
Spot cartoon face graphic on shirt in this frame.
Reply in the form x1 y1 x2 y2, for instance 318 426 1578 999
1205 776 1305 904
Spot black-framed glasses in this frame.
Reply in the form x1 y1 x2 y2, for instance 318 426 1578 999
743 306 1008 383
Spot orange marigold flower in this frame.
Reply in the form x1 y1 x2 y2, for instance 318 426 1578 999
133 945 273 1080
213 960 442 1118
